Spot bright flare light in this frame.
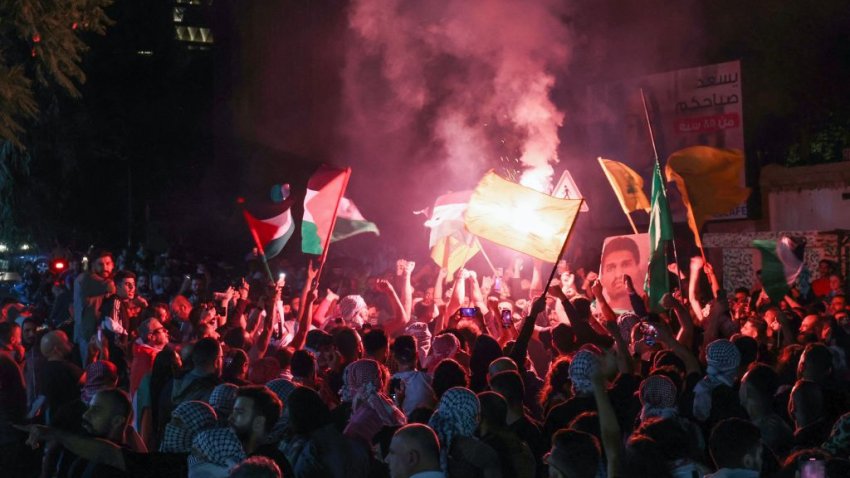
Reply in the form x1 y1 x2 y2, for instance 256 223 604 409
0 244 7 252
20 244 30 251
505 199 557 239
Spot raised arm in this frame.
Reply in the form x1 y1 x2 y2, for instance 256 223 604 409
290 288 318 351
591 352 622 478
18 425 126 471
434 268 447 306
436 269 466 334
312 289 338 328
250 285 279 361
662 292 694 347
400 260 415 320
378 279 409 336
688 256 705 324
467 270 488 311
703 261 720 300
509 295 545 370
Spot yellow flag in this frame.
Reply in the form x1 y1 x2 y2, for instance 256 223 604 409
597 158 651 214
464 171 582 262
665 146 750 249
431 236 480 276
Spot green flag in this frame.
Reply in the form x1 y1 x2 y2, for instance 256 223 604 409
752 237 805 304
645 160 674 312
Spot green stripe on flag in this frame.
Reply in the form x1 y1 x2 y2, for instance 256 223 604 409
302 221 322 255
332 218 380 242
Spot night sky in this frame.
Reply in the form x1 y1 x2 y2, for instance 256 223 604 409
10 0 850 269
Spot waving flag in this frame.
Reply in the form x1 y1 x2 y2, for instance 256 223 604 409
645 161 674 312
424 191 480 275
302 166 351 255
753 236 805 303
331 197 380 242
464 171 582 263
665 146 750 249
597 157 651 214
241 205 295 259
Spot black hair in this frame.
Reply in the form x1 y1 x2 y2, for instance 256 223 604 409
478 391 508 428
390 335 417 364
229 456 281 478
469 334 503 393
489 370 525 407
601 236 640 267
96 387 133 421
192 337 221 369
362 329 389 356
742 363 778 407
551 429 602 478
431 359 468 399
333 327 361 361
237 385 282 434
709 418 761 469
287 386 330 434
290 349 316 379
113 270 136 284
305 329 334 350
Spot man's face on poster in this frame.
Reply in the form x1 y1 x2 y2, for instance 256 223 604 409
601 247 638 303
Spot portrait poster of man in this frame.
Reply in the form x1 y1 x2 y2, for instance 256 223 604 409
598 233 649 312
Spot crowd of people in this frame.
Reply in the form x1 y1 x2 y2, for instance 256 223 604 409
1 243 849 478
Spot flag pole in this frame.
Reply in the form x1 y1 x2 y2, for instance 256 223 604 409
238 200 275 284
640 89 684 294
474 238 498 275
626 213 639 235
541 199 584 299
313 167 352 288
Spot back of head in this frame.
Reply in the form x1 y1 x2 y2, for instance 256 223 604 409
236 385 282 434
305 329 333 351
549 429 601 478
390 335 417 364
732 335 759 368
431 359 468 399
192 337 222 371
551 323 576 354
790 379 825 428
470 334 502 375
477 391 508 428
287 386 330 434
394 423 441 467
637 417 692 462
488 370 524 408
362 329 388 356
800 343 833 382
742 363 779 407
333 326 361 361
228 456 281 478
290 349 316 379
709 418 762 470
487 356 518 378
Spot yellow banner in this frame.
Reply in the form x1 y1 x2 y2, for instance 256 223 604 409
597 157 651 214
464 171 582 262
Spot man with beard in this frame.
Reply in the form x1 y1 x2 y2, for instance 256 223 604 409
229 385 293 476
18 388 146 478
74 251 116 364
22 317 47 409
129 318 169 397
599 236 641 312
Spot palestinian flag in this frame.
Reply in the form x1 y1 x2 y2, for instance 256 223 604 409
331 197 380 242
753 236 805 303
302 165 351 255
241 205 295 259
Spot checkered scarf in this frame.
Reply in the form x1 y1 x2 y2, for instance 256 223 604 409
266 378 297 441
81 360 118 404
404 321 432 363
337 295 368 327
159 400 218 453
823 411 850 457
424 333 460 373
189 427 246 468
693 339 740 422
428 387 480 473
639 375 678 422
569 349 600 396
209 384 239 420
343 359 405 427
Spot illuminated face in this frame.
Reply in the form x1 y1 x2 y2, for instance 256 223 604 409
146 319 168 347
117 278 136 300
601 249 638 299
735 291 749 303
424 287 435 303
819 261 830 276
93 256 114 279
829 275 842 291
